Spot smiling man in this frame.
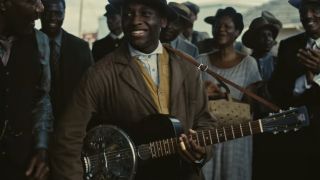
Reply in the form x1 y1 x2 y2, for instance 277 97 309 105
0 0 53 179
40 0 93 125
50 0 216 179
263 0 320 180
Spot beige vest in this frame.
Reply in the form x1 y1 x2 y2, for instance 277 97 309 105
135 49 170 114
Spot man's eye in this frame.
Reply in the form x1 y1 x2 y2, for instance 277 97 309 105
141 11 152 17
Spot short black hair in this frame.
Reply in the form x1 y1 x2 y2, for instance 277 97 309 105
42 0 66 9
215 7 244 34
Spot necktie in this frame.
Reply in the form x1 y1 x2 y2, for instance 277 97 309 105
50 40 59 75
49 40 60 111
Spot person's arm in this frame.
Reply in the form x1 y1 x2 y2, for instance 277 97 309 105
179 70 217 168
25 30 54 180
50 67 103 180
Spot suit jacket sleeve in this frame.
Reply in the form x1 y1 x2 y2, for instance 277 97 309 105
50 67 103 180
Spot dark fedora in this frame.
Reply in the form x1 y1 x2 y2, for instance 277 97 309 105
104 4 121 17
108 0 176 19
242 11 281 49
289 0 320 9
182 1 200 15
168 2 192 26
204 16 215 25
204 8 225 25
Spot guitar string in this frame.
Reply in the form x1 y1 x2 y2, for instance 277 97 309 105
85 113 297 162
85 122 262 162
87 125 261 164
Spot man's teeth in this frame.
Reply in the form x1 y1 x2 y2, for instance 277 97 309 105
132 30 144 36
49 23 56 27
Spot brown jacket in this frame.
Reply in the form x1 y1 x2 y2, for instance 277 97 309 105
50 43 216 180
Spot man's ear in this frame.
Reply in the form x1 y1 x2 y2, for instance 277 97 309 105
161 18 167 28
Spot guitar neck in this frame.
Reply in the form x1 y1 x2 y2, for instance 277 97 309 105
146 120 263 159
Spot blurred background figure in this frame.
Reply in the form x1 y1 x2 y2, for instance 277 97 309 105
160 2 199 58
181 1 209 45
260 0 320 179
242 11 282 81
197 7 261 180
92 3 123 61
196 9 249 55
40 0 93 127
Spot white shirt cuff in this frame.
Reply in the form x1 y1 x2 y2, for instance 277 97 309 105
313 73 320 86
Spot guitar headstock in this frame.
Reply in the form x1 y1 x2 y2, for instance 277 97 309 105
261 106 309 134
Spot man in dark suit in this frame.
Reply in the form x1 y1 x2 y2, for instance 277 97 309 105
0 0 53 179
92 3 124 61
40 0 93 122
258 0 320 179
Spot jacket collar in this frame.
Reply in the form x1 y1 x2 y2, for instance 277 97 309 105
113 42 191 113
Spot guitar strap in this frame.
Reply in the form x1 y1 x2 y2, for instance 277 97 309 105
163 44 280 112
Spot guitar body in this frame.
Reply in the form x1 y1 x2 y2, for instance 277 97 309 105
82 107 310 180
82 114 185 180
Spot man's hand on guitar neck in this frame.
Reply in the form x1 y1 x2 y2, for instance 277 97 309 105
178 129 206 166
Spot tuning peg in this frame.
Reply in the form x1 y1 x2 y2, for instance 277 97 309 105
294 128 300 132
279 109 283 113
273 131 279 135
283 130 289 133
269 112 274 116
289 107 295 110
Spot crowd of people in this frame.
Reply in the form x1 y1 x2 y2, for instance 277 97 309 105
0 0 319 180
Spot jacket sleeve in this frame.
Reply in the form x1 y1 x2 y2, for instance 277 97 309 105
50 67 102 180
192 69 217 165
33 30 54 149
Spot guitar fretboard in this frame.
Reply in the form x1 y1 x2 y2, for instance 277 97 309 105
146 120 263 159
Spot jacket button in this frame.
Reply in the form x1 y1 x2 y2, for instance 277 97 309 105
5 72 9 75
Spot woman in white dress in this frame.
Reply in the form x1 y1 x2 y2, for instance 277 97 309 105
198 7 261 180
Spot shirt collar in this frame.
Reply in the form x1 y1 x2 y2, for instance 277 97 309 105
307 37 320 49
110 32 124 40
128 41 163 58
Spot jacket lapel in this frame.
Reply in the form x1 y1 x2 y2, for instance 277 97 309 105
115 44 158 111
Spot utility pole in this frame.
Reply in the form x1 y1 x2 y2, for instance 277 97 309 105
79 0 84 37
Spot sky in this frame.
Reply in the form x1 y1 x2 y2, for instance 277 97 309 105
36 0 273 37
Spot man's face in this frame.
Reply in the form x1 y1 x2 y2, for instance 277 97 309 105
160 20 185 43
300 3 320 38
122 3 167 53
107 14 122 35
1 0 44 35
256 28 275 53
40 2 65 38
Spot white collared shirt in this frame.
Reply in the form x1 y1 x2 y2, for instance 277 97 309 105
293 37 320 95
109 32 124 40
129 41 163 85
